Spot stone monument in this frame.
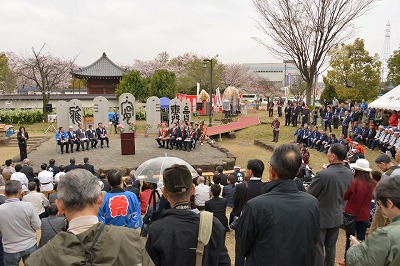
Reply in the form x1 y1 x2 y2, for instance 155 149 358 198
118 93 136 130
67 99 83 130
146 96 161 133
93 96 109 127
56 100 69 130
169 98 182 127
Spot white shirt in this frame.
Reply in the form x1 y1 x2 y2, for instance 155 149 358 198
10 172 29 192
195 183 210 207
54 171 65 183
22 191 49 215
38 170 54 191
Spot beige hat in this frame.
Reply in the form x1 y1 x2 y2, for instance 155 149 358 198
350 159 372 172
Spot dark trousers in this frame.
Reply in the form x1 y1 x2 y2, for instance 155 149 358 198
342 126 349 138
325 121 332 132
285 115 291 126
278 107 282 117
68 139 79 152
344 221 369 261
268 109 274 117
57 140 69 153
292 115 298 126
312 117 318 126
99 137 109 147
235 242 245 266
302 116 308 126
315 227 339 266
90 138 98 148
273 131 279 142
371 140 379 150
19 143 27 161
333 117 339 129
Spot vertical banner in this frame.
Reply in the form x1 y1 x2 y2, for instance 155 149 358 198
169 98 182 127
119 93 136 130
68 99 83 131
93 96 109 128
181 99 192 123
56 100 69 130
146 96 161 133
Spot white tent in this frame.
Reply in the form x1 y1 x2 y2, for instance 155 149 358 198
369 85 400 111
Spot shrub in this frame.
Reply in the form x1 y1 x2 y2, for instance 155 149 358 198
0 109 43 124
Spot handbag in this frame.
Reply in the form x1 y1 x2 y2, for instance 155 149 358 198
341 212 356 232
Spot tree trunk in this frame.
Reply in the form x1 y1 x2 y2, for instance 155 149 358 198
306 80 313 107
42 94 49 123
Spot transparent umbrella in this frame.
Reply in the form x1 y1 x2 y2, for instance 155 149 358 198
135 155 198 186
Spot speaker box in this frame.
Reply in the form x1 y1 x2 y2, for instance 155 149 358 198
45 104 53 112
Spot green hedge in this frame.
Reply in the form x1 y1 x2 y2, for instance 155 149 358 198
0 109 43 124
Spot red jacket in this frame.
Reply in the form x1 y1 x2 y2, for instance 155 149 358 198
389 113 399 127
344 178 376 221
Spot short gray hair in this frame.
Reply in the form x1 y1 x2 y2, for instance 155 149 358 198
57 169 101 212
5 180 22 196
0 174 4 186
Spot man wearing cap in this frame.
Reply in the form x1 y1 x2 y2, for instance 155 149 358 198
232 166 244 183
145 164 230 266
370 125 386 150
307 143 353 266
380 128 394 153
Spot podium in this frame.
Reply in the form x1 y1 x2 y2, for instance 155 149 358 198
121 132 135 155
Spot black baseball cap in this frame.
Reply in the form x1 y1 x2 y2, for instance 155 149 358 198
163 164 193 193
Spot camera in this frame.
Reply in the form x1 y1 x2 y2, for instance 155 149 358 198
229 216 240 230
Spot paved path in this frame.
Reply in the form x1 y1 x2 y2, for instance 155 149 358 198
26 135 233 175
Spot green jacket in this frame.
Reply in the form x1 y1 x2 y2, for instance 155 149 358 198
347 215 400 266
26 222 147 266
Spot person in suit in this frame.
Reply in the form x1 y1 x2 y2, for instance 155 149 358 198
76 124 90 150
96 122 109 148
214 165 228 186
86 124 98 148
55 127 69 154
205 184 229 232
65 158 78 173
99 173 111 192
47 159 60 177
307 143 353 266
66 126 81 152
17 126 29 161
124 177 139 198
284 103 292 126
111 110 119 134
21 159 35 182
324 106 333 132
233 159 264 266
168 123 180 150
83 157 94 175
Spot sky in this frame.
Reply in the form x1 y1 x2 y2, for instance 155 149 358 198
0 0 399 67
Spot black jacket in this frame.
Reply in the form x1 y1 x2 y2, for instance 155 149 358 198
233 179 263 217
236 179 320 266
21 165 35 182
205 197 229 232
83 163 95 174
146 208 230 266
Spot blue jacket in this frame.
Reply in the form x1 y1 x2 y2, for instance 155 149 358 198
98 188 142 229
318 133 328 142
352 126 362 136
294 128 303 137
55 131 69 141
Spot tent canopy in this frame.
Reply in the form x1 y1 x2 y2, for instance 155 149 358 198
160 97 170 108
369 85 400 111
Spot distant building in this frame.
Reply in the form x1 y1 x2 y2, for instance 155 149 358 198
71 52 128 94
243 61 300 87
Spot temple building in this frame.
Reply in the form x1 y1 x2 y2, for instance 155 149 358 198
71 52 127 94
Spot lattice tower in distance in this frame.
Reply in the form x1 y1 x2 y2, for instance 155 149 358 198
381 21 391 82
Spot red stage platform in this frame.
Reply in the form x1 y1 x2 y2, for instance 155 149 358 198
207 116 260 137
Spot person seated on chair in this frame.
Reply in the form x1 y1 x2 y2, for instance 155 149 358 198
66 126 80 152
96 122 109 148
86 124 98 148
55 127 69 154
184 126 195 152
76 124 89 150
169 123 180 150
176 124 186 150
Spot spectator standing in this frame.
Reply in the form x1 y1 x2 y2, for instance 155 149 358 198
145 164 230 266
26 169 145 265
194 176 210 210
22 182 50 219
139 181 153 215
307 143 353 266
205 184 229 232
284 103 292 126
38 203 66 248
236 144 319 266
112 110 119 134
388 111 399 127
271 116 280 142
232 165 244 183
222 175 236 208
338 159 377 265
346 176 400 266
0 180 41 265
98 169 142 229
233 159 264 266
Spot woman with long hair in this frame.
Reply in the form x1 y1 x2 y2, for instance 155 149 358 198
338 159 377 265
17 126 29 161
